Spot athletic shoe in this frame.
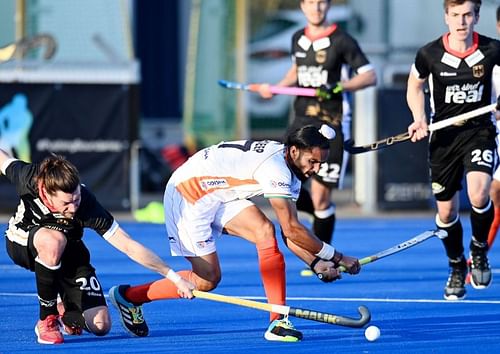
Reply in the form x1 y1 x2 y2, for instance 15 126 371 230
264 317 303 342
444 264 467 301
35 314 64 344
56 300 83 336
109 285 149 337
300 268 314 277
469 247 492 289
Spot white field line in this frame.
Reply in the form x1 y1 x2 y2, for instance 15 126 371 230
1 292 500 305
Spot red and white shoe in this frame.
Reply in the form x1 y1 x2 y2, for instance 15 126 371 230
35 314 64 344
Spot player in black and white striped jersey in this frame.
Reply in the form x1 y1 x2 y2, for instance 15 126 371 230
0 149 194 344
406 0 500 301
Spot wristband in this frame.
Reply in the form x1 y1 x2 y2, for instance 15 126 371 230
166 269 182 283
309 256 324 280
332 250 343 265
315 242 335 260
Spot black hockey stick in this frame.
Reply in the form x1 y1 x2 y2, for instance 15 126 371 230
338 229 448 272
345 103 496 154
193 290 370 328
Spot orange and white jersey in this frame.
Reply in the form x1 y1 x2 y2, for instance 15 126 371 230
170 140 302 204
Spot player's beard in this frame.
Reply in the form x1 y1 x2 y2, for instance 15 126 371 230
286 154 308 182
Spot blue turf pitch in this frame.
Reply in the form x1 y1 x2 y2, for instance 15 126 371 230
1 216 500 353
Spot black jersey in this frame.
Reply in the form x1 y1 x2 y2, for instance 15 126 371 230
3 159 116 246
291 24 372 117
413 32 500 125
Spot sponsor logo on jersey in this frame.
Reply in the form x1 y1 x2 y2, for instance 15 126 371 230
444 82 483 104
315 50 327 64
270 180 291 189
200 178 229 191
439 72 457 77
431 182 445 195
295 51 307 58
297 65 328 87
472 65 484 78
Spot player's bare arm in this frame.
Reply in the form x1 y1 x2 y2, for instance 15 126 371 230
341 69 377 92
258 64 298 98
106 227 194 298
269 197 360 275
406 72 429 142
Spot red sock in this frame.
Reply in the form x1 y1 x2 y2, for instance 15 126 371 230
125 270 194 304
487 207 500 248
256 238 286 322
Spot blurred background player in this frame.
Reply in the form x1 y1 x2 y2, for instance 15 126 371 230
484 5 500 255
406 0 500 300
109 124 361 343
0 149 194 345
258 0 376 277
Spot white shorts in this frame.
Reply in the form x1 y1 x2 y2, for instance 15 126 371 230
163 182 254 257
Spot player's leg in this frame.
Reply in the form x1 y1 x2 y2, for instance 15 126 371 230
435 195 467 300
110 183 222 336
222 200 301 342
466 171 494 289
464 128 496 289
311 122 344 245
58 240 110 336
30 227 67 344
5 228 64 344
487 175 500 247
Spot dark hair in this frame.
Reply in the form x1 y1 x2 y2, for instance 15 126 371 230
497 5 500 22
37 154 80 195
443 0 481 15
284 125 330 150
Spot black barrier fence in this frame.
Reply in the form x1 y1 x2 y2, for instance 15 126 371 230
376 88 432 210
0 65 139 212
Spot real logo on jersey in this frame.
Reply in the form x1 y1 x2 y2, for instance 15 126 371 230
472 65 484 78
444 82 483 104
200 178 229 191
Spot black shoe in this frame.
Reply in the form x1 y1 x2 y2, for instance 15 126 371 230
444 259 467 301
469 244 492 289
109 285 149 337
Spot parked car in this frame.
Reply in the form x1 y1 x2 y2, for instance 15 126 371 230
247 6 357 126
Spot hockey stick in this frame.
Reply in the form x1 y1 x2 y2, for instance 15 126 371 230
218 79 335 100
338 229 448 272
193 290 370 328
345 103 497 154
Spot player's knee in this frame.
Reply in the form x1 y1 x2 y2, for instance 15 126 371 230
195 277 220 292
33 229 67 265
84 307 111 336
259 220 275 239
89 321 111 336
